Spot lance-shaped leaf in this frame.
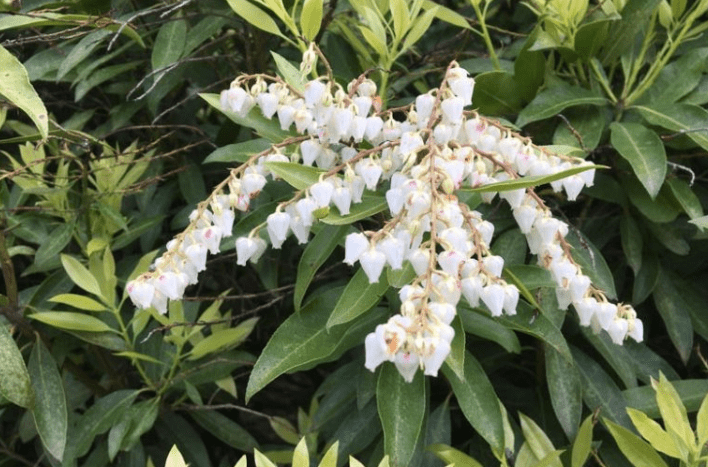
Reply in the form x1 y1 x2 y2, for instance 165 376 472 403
0 45 48 138
0 323 33 408
609 122 666 198
327 268 388 329
29 340 67 461
460 165 605 193
516 84 608 127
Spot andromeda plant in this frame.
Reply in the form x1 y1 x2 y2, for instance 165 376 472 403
126 46 643 384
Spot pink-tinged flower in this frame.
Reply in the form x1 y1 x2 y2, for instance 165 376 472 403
127 279 154 309
155 271 182 301
394 352 420 382
267 211 291 248
438 250 465 277
360 248 386 283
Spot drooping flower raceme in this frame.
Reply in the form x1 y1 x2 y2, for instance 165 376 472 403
126 55 643 383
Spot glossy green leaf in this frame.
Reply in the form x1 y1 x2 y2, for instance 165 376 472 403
545 344 582 440
636 47 708 105
604 419 669 467
572 346 633 429
610 122 666 198
427 444 483 467
0 45 48 138
571 415 594 467
64 390 139 461
200 93 289 142
442 351 504 452
300 0 323 40
57 29 111 80
516 84 607 127
652 268 693 364
266 161 323 189
620 216 643 274
28 340 67 461
113 351 166 366
458 305 521 354
582 328 637 389
189 410 259 452
461 165 605 194
519 413 561 467
552 105 606 150
294 224 348 311
35 222 74 267
0 323 33 408
60 254 104 299
377 366 425 467
472 71 526 115
634 103 708 152
626 408 680 458
225 0 287 39
444 314 466 381
155 412 211 467
504 264 555 289
246 288 386 401
326 268 388 329
666 178 703 219
601 0 661 64
188 317 258 360
48 293 107 312
498 301 572 361
30 311 114 333
152 18 186 71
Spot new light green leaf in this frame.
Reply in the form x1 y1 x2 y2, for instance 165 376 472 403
0 45 48 138
300 0 323 40
272 52 306 93
427 444 483 467
30 312 114 333
326 268 388 329
188 317 258 360
626 408 680 458
519 413 562 467
226 0 287 39
266 161 324 189
377 365 426 467
0 323 33 408
60 254 104 299
29 340 67 461
609 122 666 198
571 415 593 467
605 419 669 467
48 293 107 312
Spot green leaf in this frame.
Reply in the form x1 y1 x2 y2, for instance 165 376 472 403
225 0 287 39
666 178 703 219
696 392 708 446
272 52 306 93
200 93 289 142
292 437 309 467
48 293 107 312
458 305 521 354
377 366 426 467
64 390 140 461
545 344 582 440
245 288 386 401
29 340 67 461
636 48 708 105
624 379 708 418
442 351 504 452
634 103 708 152
571 415 594 467
498 301 572 361
300 0 323 40
471 71 526 115
34 221 74 267
516 84 608 127
572 346 633 429
152 18 187 71
203 139 272 164
553 106 606 150
626 408 680 458
401 6 437 53
609 122 666 198
519 413 562 467
0 323 33 408
322 195 388 225
427 444 483 467
189 410 259 452
604 419 669 467
294 224 348 311
60 254 104 299
581 328 637 389
326 268 388 329
624 176 680 223
155 412 211 467
29 311 114 333
165 445 188 467
188 317 259 360
652 268 693 364
57 29 111 80
620 216 643 274
0 45 48 138
654 373 694 451
600 0 661 64
461 165 605 194
266 161 323 189
113 351 166 366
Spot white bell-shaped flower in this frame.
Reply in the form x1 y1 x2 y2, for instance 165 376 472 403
441 97 464 124
628 317 643 343
185 243 208 272
154 271 182 301
378 236 405 270
422 337 451 377
267 211 291 248
236 237 259 266
438 250 465 277
575 297 598 326
481 283 505 317
241 172 266 197
310 180 334 208
256 92 279 118
461 275 483 307
394 352 420 382
332 185 352 215
296 197 317 226
503 284 519 315
482 255 504 278
358 159 383 190
429 302 456 325
360 247 387 283
608 319 629 344
344 233 369 265
408 248 430 276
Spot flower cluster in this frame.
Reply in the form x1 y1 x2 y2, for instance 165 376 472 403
126 53 643 383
